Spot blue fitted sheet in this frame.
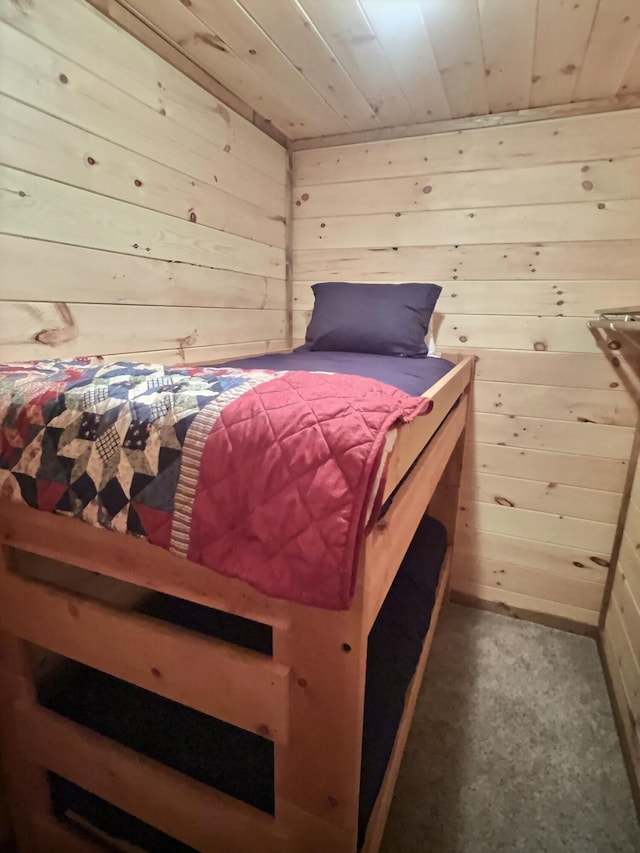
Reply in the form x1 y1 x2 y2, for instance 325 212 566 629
218 350 455 397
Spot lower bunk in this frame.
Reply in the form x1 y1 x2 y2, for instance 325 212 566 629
41 515 448 853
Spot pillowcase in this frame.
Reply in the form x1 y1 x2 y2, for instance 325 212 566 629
303 281 442 357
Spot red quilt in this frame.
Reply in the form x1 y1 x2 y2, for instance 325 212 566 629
0 360 431 610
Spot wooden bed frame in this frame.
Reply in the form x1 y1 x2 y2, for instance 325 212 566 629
0 352 473 853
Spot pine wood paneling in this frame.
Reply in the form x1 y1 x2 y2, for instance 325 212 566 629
478 0 537 113
530 0 600 107
83 0 640 141
292 239 640 281
294 110 640 183
0 0 286 364
602 440 640 794
574 0 640 102
293 110 638 624
417 0 489 118
294 157 640 217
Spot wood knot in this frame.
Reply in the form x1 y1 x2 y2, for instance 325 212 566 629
327 796 339 808
301 193 309 201
341 643 352 653
134 178 143 187
59 73 69 84
423 185 432 194
581 180 593 190
607 340 621 350
256 724 271 737
297 677 308 688
561 63 576 75
533 341 547 351
223 144 231 152
494 496 514 507
150 667 162 678
590 556 609 568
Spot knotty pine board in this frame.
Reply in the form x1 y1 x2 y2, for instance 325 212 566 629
0 2 287 365
292 109 639 624
602 447 640 794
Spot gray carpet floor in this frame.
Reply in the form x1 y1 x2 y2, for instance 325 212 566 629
381 603 640 853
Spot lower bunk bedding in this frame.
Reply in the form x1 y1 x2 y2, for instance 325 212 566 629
40 514 448 852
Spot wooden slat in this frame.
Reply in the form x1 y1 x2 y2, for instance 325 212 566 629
293 199 640 250
0 567 290 742
0 620 52 853
574 0 640 102
1 0 285 176
32 813 117 853
452 554 604 613
295 0 417 127
530 0 599 107
114 340 290 367
451 576 600 627
604 595 640 737
120 0 321 138
384 357 472 501
461 471 621 524
455 528 609 580
620 42 640 95
0 501 288 627
0 301 285 362
473 349 638 391
236 0 380 132
0 23 286 213
458 501 615 553
418 0 489 118
290 96 640 151
130 0 350 138
602 610 640 793
478 0 537 113
364 399 467 630
293 110 640 184
472 411 633 460
15 700 285 853
473 379 637 426
361 550 452 853
292 311 632 356
467 443 628 493
434 314 635 355
294 156 640 218
292 239 640 281
0 235 285 308
0 166 283 278
0 95 286 248
357 0 451 123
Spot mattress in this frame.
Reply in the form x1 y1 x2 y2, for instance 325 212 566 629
42 515 448 851
1 358 434 610
218 350 456 397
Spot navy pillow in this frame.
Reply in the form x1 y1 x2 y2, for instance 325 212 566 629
304 282 442 357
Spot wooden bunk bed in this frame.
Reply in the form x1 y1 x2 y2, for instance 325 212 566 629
0 351 473 853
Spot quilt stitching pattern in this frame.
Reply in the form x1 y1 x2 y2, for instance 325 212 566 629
0 358 431 609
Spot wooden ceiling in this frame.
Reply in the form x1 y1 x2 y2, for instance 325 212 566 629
115 0 640 141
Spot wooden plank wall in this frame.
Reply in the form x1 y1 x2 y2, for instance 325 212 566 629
0 0 287 365
292 109 640 627
602 429 640 793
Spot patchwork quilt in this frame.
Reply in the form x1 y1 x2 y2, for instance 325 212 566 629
0 359 432 609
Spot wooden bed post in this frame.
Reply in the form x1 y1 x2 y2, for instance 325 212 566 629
0 547 51 853
273 566 368 853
